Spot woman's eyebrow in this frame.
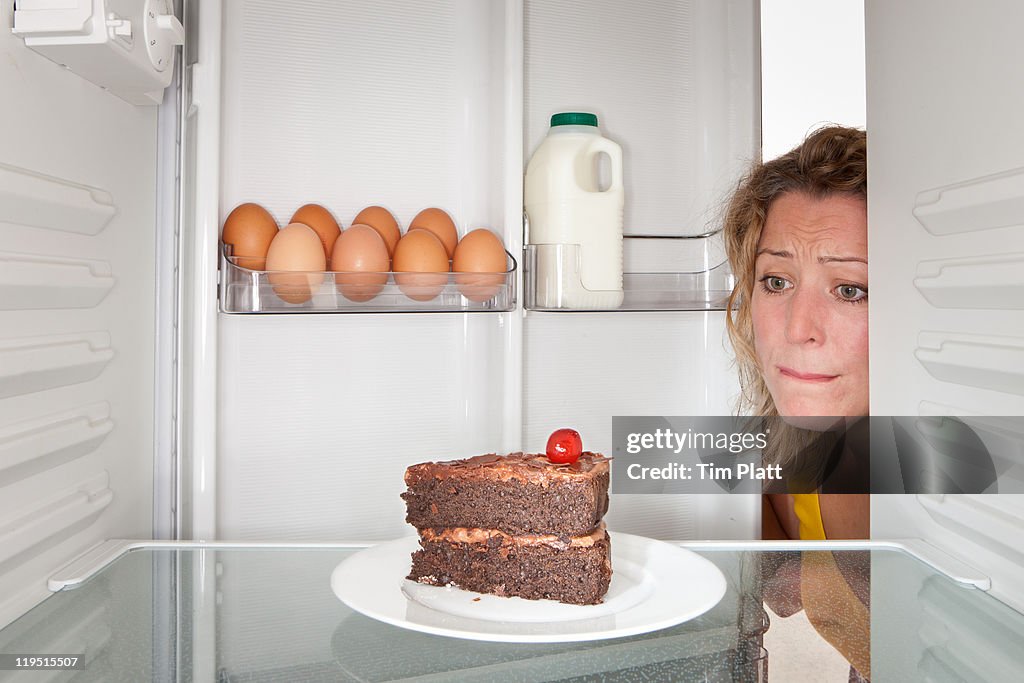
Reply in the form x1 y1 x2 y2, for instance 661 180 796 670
755 249 866 264
819 255 868 264
755 248 791 258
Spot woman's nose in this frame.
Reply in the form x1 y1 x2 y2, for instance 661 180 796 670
785 288 827 345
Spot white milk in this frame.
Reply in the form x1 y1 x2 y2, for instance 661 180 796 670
525 113 624 309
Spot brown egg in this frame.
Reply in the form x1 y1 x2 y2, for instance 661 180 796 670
291 203 341 260
265 223 327 304
409 207 458 259
222 203 278 269
392 229 450 301
353 206 401 257
331 224 390 302
453 228 507 302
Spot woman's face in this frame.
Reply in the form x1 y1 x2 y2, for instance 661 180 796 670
751 191 868 417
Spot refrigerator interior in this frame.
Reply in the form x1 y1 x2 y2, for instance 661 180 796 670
207 0 758 545
0 0 759 630
2 1 1024 676
203 1 757 667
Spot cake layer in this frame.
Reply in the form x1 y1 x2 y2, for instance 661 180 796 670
402 452 610 536
407 525 612 605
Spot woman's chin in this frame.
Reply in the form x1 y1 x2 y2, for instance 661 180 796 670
773 395 867 425
774 395 864 421
777 415 847 432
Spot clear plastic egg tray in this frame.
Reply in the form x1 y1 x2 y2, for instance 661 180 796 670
219 243 517 314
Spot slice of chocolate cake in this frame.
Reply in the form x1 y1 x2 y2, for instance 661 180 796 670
409 524 612 605
403 452 610 536
402 451 612 605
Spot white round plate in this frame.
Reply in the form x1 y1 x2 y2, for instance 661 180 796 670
331 531 727 643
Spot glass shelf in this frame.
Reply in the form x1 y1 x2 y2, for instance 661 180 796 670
2 542 1021 681
523 236 735 312
219 244 518 314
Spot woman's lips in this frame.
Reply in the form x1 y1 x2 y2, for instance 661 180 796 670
777 366 839 382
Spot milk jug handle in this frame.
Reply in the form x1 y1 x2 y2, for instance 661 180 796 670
587 137 624 192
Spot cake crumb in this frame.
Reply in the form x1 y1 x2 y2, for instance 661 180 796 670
472 597 481 602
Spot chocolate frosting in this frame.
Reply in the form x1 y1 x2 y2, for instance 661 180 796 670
421 522 607 550
405 451 610 486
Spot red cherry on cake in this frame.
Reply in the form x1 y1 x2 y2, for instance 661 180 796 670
546 428 583 464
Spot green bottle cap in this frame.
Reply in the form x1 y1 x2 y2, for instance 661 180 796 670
551 112 598 127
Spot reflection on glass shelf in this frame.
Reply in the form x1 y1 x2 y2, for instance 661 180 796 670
524 238 735 312
220 244 517 314
1 545 1022 681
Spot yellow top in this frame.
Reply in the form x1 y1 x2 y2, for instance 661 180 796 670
792 493 826 540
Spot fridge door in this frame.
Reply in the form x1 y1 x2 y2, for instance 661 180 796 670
865 0 1024 614
0 1 173 627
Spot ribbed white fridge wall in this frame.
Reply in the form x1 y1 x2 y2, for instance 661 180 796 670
866 0 1024 638
207 0 759 542
0 1 160 628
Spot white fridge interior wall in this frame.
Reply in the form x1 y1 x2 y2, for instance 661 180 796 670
524 0 758 237
204 2 759 669
522 0 758 540
199 0 760 542
0 1 159 628
523 312 750 539
218 1 513 234
211 0 522 541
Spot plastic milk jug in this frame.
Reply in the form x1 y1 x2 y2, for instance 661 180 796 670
525 112 624 308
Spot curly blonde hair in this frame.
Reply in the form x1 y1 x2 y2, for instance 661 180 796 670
724 125 867 418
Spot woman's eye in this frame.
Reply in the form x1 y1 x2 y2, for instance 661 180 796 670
836 284 868 302
762 276 790 292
